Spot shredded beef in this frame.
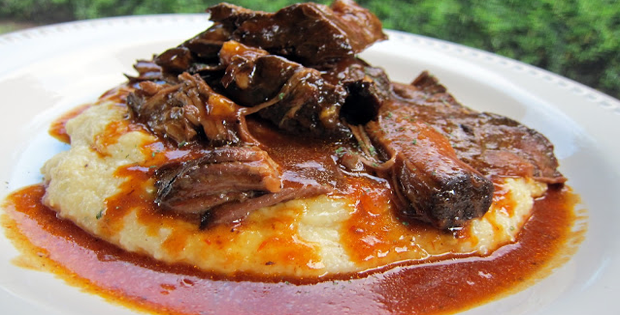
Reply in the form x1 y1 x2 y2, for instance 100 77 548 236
217 41 390 136
155 146 282 214
127 72 246 146
201 186 332 227
218 41 348 136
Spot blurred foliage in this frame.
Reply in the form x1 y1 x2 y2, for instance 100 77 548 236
1 0 618 99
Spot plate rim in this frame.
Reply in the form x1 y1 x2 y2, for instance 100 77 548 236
0 14 619 315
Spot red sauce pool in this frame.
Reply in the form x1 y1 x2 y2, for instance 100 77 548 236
1 183 583 315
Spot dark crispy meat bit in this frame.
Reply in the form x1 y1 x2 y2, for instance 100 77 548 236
394 71 566 184
155 146 282 215
153 9 251 74
127 72 246 146
155 25 232 76
155 47 194 74
143 1 390 138
257 68 349 136
366 106 494 230
183 23 235 60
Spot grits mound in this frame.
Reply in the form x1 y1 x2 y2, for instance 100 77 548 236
42 89 547 279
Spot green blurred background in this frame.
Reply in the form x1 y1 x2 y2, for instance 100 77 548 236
1 0 618 99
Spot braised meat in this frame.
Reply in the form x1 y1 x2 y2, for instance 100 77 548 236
154 146 282 215
218 41 280 106
139 0 391 138
127 72 248 146
366 108 494 230
122 1 566 230
126 59 163 82
155 0 386 74
360 72 565 229
155 145 332 226
394 72 566 184
218 0 386 65
217 41 391 135
219 41 349 136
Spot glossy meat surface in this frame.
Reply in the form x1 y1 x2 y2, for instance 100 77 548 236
366 104 494 229
394 72 566 184
208 0 386 65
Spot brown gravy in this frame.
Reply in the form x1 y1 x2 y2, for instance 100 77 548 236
2 182 583 315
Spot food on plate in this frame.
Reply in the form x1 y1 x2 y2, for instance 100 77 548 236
1 1 583 314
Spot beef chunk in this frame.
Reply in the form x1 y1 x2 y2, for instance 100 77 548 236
217 41 391 136
218 41 294 107
366 107 494 230
363 71 566 229
209 0 386 65
155 0 386 74
139 2 391 138
219 41 349 136
155 146 332 226
127 72 245 146
123 1 566 231
257 68 349 136
155 146 282 215
155 47 194 74
394 71 566 184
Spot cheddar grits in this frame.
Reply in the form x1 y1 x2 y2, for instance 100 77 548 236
41 87 547 279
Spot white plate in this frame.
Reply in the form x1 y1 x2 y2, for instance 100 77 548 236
1 15 619 315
